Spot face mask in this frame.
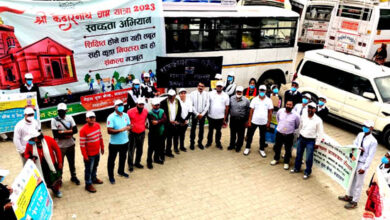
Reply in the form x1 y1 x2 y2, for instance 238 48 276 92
236 94 242 98
117 106 124 113
26 80 32 85
362 126 370 133
302 98 308 104
134 84 140 89
152 109 159 113
0 176 4 183
259 92 265 97
250 85 255 89
28 140 36 145
273 88 279 94
291 87 297 92
227 76 233 82
286 107 292 112
382 156 389 164
26 116 34 122
318 101 325 106
58 110 66 118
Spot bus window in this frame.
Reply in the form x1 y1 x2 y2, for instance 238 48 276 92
305 5 333 21
214 18 239 50
241 18 260 49
378 9 390 30
260 19 296 48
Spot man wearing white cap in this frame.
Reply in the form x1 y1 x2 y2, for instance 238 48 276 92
339 120 377 209
244 85 273 157
51 103 80 185
227 86 250 152
79 111 104 193
141 72 157 98
127 79 145 110
127 97 148 171
293 93 311 117
190 82 210 150
178 88 192 152
284 81 302 106
20 72 41 104
161 89 183 156
224 72 237 97
207 81 229 149
291 102 324 179
0 169 16 219
13 107 40 165
316 95 329 120
107 99 132 184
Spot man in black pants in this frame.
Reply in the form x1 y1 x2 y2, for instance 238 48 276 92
178 88 192 152
189 82 209 150
147 99 167 169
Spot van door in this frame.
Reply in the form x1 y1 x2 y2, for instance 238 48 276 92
341 74 381 124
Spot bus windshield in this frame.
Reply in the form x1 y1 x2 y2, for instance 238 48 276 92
305 5 333 21
375 76 390 102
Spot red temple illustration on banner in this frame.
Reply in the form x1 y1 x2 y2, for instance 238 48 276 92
0 18 77 90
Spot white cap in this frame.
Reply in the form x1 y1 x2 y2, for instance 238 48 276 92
292 81 299 85
216 81 224 87
227 72 235 77
179 88 186 93
24 130 41 142
114 99 123 106
168 89 176 96
25 73 33 79
137 97 146 104
259 85 267 90
57 103 67 110
319 95 327 100
144 73 150 78
308 102 316 108
363 120 374 128
152 98 160 105
24 107 35 115
303 94 311 100
133 79 140 84
236 86 244 92
0 169 9 177
86 111 96 118
215 74 222 80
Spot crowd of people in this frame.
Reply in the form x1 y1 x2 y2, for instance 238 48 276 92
2 71 389 218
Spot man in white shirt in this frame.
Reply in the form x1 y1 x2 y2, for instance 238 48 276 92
206 81 229 150
291 102 324 179
13 107 40 165
338 120 377 209
244 85 273 157
178 88 192 152
190 82 210 150
293 93 311 117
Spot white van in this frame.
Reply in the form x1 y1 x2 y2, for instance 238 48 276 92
296 49 390 148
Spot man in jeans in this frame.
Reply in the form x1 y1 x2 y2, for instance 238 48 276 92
51 103 80 185
244 85 273 157
107 100 132 184
79 111 104 193
127 97 148 172
291 102 324 179
270 100 300 170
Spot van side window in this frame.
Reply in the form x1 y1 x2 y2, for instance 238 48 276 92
300 61 320 79
345 75 376 99
378 9 390 30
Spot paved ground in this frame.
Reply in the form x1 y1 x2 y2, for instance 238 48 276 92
0 117 388 220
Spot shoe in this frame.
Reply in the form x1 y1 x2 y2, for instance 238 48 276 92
70 177 81 185
259 150 266 158
216 144 223 150
54 191 63 198
147 164 153 169
270 160 278 166
180 147 187 152
235 147 241 153
154 160 164 165
174 150 180 154
265 144 268 148
190 144 195 150
206 143 212 148
290 169 299 174
199 144 205 150
118 172 129 178
243 148 250 156
109 177 115 184
134 163 144 169
283 164 289 170
92 178 103 184
227 146 235 150
344 201 358 209
165 153 175 158
338 195 353 202
85 184 97 193
303 174 310 180
129 167 134 172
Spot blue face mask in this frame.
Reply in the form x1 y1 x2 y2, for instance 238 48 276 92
302 98 308 104
28 140 36 145
318 101 325 106
273 88 279 94
227 76 233 82
152 109 159 113
0 176 4 183
117 106 124 113
382 156 389 164
291 87 297 92
134 84 140 89
250 85 255 89
259 92 265 97
26 80 32 85
362 126 370 133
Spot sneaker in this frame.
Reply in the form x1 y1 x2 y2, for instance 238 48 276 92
70 177 81 185
85 184 97 193
109 177 115 184
243 148 250 156
283 164 289 170
303 174 310 180
118 172 129 178
344 201 358 209
270 160 278 166
338 195 353 202
290 169 299 174
134 163 144 169
259 150 266 158
92 178 103 184
54 191 63 198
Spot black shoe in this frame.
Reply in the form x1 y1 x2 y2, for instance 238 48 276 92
206 143 212 148
165 153 175 158
198 144 205 150
235 147 242 153
134 163 144 169
180 147 187 152
154 160 164 165
227 146 235 150
190 144 195 150
216 145 223 150
71 177 81 185
174 149 180 154
147 164 153 169
118 172 129 178
109 177 115 184
128 167 134 172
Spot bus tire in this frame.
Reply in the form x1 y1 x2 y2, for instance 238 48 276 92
382 127 390 149
258 69 285 89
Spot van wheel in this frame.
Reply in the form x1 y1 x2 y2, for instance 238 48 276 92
382 128 390 149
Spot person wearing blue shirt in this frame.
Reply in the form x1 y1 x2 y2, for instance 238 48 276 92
107 100 132 184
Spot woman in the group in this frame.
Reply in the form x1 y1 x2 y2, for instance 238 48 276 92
243 78 258 101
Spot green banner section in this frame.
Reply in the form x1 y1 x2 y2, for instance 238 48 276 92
40 103 86 121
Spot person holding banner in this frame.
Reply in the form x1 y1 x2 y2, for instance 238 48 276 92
147 99 167 169
339 120 377 209
13 107 40 165
24 131 64 198
0 169 16 220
